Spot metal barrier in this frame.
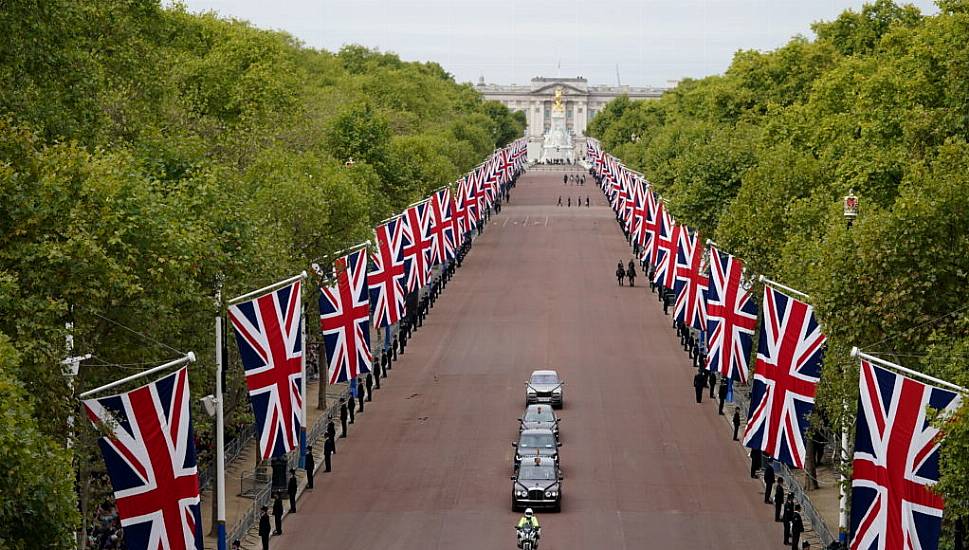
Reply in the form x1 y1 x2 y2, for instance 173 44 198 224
732 382 837 547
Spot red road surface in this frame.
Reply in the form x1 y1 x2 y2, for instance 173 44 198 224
283 169 779 549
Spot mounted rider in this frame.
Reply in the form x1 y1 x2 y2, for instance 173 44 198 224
516 508 541 548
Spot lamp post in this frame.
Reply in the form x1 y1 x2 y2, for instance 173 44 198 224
838 189 859 548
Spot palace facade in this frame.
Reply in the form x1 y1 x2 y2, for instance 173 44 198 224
475 76 666 161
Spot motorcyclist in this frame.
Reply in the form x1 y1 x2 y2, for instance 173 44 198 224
516 508 541 548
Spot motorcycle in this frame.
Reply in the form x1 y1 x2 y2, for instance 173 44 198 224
517 524 539 550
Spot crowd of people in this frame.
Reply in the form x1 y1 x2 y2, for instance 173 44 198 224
86 502 123 549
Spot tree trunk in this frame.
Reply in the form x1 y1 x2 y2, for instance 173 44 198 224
805 435 819 490
317 343 327 410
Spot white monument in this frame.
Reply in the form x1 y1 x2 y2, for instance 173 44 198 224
540 87 574 163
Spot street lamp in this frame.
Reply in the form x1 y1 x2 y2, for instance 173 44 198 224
843 189 858 228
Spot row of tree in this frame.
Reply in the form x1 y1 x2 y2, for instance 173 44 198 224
0 1 525 547
588 0 969 542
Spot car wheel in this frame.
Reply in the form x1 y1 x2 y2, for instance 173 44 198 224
552 501 561 513
511 499 521 513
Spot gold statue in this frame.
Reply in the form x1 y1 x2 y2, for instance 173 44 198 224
552 86 565 112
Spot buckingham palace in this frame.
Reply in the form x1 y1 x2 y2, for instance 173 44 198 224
475 76 666 162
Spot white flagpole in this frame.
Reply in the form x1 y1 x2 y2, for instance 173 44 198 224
228 271 307 306
300 312 308 468
850 347 967 393
758 274 810 300
79 353 196 399
214 307 227 550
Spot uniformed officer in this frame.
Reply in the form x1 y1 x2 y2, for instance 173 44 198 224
763 459 775 503
258 506 271 550
326 416 337 449
718 378 728 415
693 370 705 403
782 493 795 544
305 446 315 489
733 408 742 441
339 399 349 437
790 504 805 550
708 370 717 398
272 494 284 535
357 377 366 412
323 433 335 472
287 469 298 512
774 478 785 521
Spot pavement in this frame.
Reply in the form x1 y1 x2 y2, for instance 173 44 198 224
260 169 788 549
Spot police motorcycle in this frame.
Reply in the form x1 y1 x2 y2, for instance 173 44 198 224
517 524 539 550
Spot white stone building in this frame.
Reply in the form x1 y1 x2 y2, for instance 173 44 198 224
475 76 666 162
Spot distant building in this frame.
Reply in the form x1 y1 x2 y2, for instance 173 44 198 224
475 76 666 161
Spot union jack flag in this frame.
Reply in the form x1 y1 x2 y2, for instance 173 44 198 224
850 360 962 550
640 190 663 267
428 187 457 264
83 367 203 550
673 228 708 330
449 184 466 249
652 208 680 289
370 217 407 327
459 176 479 231
401 201 434 292
743 286 826 468
320 248 372 384
704 246 757 383
228 279 304 460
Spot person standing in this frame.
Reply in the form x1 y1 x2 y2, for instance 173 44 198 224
563 174 567 185
732 408 742 441
750 448 762 479
718 378 728 415
339 399 349 437
557 196 562 206
272 494 284 535
324 432 335 472
326 417 337 449
763 459 775 504
305 446 315 489
357 377 365 413
586 196 590 207
708 369 717 398
782 494 795 545
693 370 705 403
347 391 356 424
259 506 271 550
790 504 804 550
287 469 298 513
774 478 785 522
567 197 571 207
366 373 374 401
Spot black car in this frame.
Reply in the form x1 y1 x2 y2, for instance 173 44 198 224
513 428 560 470
519 404 560 438
511 456 562 512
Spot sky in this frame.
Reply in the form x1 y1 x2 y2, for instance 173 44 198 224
175 0 939 87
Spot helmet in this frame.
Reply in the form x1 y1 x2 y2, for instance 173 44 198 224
524 508 534 517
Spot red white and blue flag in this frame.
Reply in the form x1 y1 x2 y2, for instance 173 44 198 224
320 248 372 384
640 190 663 267
850 360 962 550
673 228 708 330
704 246 757 383
743 286 826 468
428 187 457 264
652 208 681 289
370 217 407 327
401 201 434 292
83 367 203 550
228 279 304 459
460 176 479 231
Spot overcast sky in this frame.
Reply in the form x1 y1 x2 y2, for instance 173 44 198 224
176 0 938 87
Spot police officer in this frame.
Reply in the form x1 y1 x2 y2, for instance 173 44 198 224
357 377 365 413
339 399 349 437
616 261 625 287
287 469 298 512
783 493 795 545
708 369 717 398
693 370 705 403
750 448 762 479
323 432 335 472
774 478 785 522
717 378 728 415
258 506 271 550
347 389 356 424
763 459 775 504
326 416 337 449
272 493 284 535
733 408 742 441
791 504 805 550
305 446 315 489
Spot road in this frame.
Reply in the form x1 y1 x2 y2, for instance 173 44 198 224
283 169 779 549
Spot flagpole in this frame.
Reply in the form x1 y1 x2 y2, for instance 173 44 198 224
79 353 196 399
213 303 227 550
299 313 308 469
851 347 967 392
758 275 810 300
228 272 307 306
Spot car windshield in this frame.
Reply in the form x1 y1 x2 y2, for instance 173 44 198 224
525 408 555 422
519 465 556 481
531 374 559 385
519 433 556 449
